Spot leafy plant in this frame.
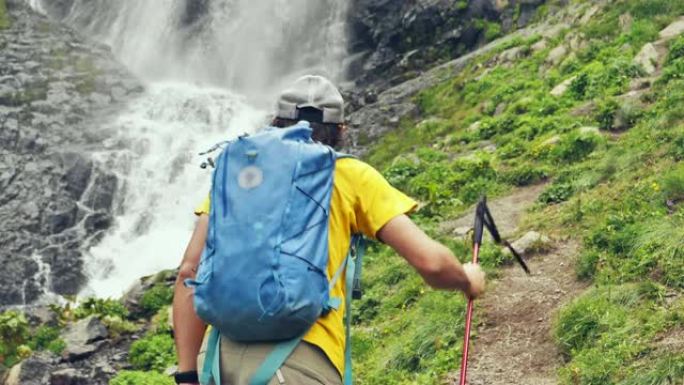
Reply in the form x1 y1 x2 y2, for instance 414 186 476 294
0 311 29 366
128 334 176 372
109 371 175 385
74 298 129 320
139 285 174 317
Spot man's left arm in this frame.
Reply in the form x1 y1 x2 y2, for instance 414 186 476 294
173 214 209 384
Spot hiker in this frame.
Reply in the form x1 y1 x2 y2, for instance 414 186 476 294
172 75 486 385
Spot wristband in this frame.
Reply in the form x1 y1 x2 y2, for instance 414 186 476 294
174 370 199 384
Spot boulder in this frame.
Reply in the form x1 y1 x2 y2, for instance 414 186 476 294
634 43 659 75
579 126 599 135
60 316 108 361
619 13 633 33
452 226 472 239
507 231 551 256
579 5 600 25
546 45 568 66
4 354 53 385
531 39 548 52
659 17 684 40
543 135 561 146
550 76 576 97
50 368 89 385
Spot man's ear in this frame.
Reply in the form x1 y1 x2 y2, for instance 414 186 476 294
338 123 347 133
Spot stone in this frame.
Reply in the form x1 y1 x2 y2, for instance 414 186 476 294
579 126 599 135
3 354 52 385
546 45 568 66
452 226 472 238
659 17 684 40
579 5 600 25
543 135 561 146
82 172 117 211
50 368 89 385
494 103 507 116
531 39 548 52
634 43 659 75
567 33 586 51
483 144 497 153
63 342 102 362
60 152 93 200
619 13 633 33
467 121 481 132
60 315 108 361
506 231 551 256
630 77 652 91
550 76 576 97
499 46 525 62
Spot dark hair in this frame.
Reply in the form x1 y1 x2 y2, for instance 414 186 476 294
272 107 344 148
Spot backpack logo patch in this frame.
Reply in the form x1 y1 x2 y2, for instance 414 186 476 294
238 166 263 189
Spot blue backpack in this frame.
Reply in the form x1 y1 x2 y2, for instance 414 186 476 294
187 122 364 385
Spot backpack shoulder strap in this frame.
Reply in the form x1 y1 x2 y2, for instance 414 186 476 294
246 234 365 385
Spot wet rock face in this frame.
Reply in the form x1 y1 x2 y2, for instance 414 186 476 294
0 0 142 305
346 0 549 88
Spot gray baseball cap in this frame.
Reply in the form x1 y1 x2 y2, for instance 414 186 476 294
276 75 344 124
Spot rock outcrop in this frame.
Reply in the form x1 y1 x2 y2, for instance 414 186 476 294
347 0 553 88
0 0 142 305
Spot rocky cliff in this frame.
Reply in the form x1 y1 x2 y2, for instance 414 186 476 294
0 0 141 304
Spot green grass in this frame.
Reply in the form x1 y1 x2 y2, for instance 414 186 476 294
360 1 684 383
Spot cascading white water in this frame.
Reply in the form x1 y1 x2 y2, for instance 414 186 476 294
29 0 349 298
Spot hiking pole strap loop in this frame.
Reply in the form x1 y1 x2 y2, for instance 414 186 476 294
250 335 304 385
343 253 356 385
200 328 221 385
352 235 365 299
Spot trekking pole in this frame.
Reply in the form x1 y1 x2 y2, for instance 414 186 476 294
459 198 486 385
458 196 530 385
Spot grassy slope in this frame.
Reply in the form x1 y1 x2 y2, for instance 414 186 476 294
358 1 684 384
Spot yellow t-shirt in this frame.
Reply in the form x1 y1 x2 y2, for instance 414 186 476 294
194 157 416 376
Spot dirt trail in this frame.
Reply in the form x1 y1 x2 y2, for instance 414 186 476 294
443 186 588 385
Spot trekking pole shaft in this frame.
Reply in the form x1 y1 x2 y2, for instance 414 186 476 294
459 242 480 385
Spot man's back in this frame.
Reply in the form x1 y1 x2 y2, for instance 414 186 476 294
194 157 417 377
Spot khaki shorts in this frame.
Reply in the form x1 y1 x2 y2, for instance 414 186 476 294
197 335 343 385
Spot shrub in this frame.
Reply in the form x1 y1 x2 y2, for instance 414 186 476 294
667 36 684 64
102 316 139 339
550 133 601 163
595 97 620 130
109 370 175 385
501 164 548 186
139 285 174 316
539 182 574 204
576 251 600 280
671 133 684 161
660 164 684 202
0 311 29 366
128 334 176 372
28 326 60 351
74 298 129 320
149 307 172 336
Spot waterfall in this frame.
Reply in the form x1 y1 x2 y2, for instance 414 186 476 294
29 0 350 298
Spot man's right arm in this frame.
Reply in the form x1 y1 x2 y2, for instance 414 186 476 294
173 214 209 380
377 214 485 298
